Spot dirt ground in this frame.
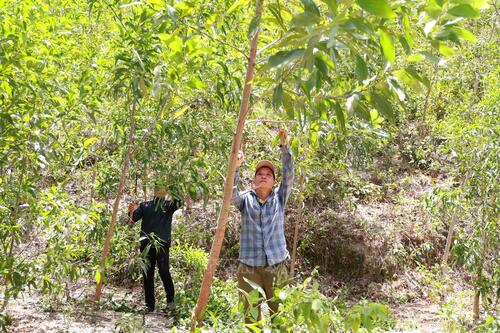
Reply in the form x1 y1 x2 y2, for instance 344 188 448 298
2 286 446 333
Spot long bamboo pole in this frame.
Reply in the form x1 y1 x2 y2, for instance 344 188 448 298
190 0 264 329
95 100 137 301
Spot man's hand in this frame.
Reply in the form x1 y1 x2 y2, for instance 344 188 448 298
236 150 244 168
128 202 138 215
278 127 288 146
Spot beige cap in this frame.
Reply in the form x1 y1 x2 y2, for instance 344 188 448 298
254 160 276 179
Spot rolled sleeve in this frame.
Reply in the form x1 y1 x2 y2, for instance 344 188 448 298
232 168 244 211
277 145 294 204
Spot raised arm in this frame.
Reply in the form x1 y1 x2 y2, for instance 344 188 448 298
232 150 245 211
277 128 295 204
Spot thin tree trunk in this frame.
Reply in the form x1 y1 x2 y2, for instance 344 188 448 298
290 174 304 277
473 287 480 320
1 165 25 310
90 166 97 202
441 215 457 265
95 100 137 301
143 166 148 201
190 1 264 329
422 84 432 123
184 194 193 217
473 229 489 321
134 170 138 197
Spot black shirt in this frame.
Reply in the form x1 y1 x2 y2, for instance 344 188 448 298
131 197 181 246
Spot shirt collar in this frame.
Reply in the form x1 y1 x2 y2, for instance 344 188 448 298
250 189 275 204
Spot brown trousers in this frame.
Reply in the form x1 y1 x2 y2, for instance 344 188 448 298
237 261 288 324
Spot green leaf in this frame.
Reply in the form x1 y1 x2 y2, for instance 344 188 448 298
187 78 205 90
146 0 164 9
356 0 396 19
399 36 411 54
310 122 319 144
168 35 183 52
283 92 295 120
438 43 455 57
173 2 193 13
379 30 395 63
290 137 299 156
394 68 429 92
387 77 406 101
272 83 283 109
321 0 338 14
268 3 287 30
355 55 368 83
83 137 98 148
172 105 190 120
291 12 320 26
301 0 320 15
95 270 101 284
331 100 346 133
268 49 305 68
344 17 375 35
247 15 261 39
226 0 248 16
434 26 476 43
402 14 412 48
370 92 394 119
408 51 440 64
425 0 443 18
448 4 480 18
405 67 430 88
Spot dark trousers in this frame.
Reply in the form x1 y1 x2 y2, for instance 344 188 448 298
140 243 174 309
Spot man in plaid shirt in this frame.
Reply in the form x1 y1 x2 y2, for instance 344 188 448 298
232 128 294 325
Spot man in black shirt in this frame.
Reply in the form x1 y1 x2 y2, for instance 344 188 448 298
128 184 182 313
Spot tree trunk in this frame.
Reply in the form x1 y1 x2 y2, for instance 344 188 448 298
142 166 148 201
473 287 480 321
95 100 137 301
472 229 489 321
441 215 457 265
90 166 97 202
190 0 264 329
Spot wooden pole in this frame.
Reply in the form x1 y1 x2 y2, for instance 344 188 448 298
95 100 137 301
190 0 264 329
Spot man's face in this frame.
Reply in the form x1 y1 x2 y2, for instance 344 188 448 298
253 167 275 190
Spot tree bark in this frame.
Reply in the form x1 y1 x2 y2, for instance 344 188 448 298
95 100 137 301
190 0 264 329
90 166 97 202
473 229 489 321
441 215 457 265
473 287 480 320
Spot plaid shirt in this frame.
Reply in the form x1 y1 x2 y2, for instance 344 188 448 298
232 146 294 267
